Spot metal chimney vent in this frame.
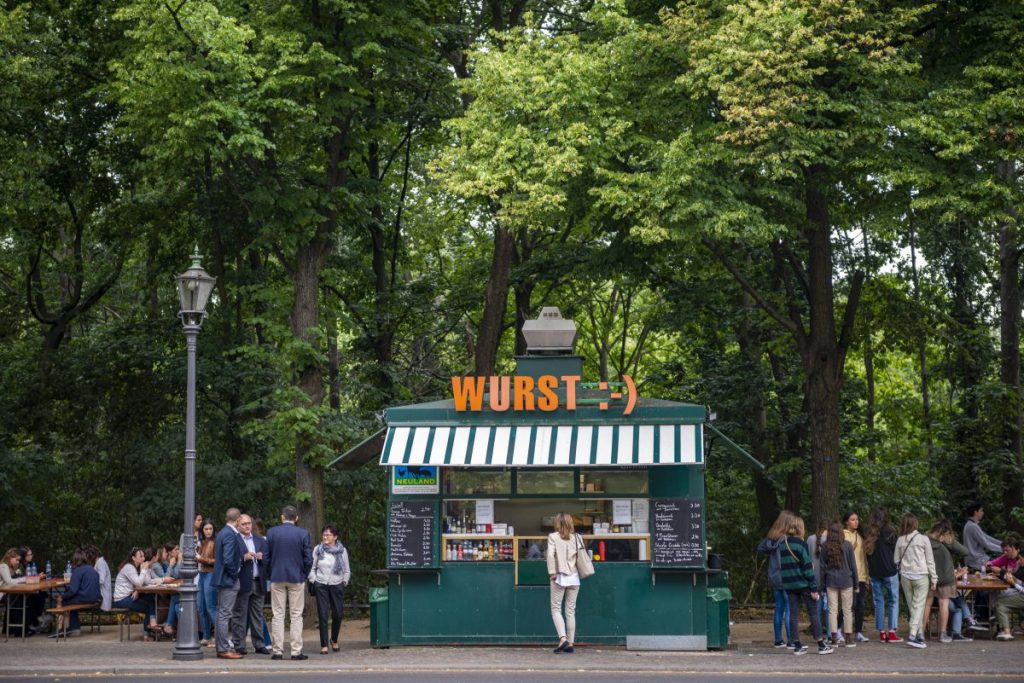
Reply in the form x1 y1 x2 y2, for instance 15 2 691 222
522 307 577 355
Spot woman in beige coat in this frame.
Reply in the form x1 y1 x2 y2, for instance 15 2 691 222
546 512 582 653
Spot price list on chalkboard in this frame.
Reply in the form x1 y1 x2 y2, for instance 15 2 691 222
651 498 704 568
387 500 437 568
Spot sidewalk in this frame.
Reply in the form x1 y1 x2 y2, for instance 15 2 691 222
1 619 1021 676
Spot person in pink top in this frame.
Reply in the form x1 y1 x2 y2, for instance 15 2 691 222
985 539 1021 573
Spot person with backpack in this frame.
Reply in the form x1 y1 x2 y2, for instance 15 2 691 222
780 514 833 656
757 510 795 648
894 513 937 648
819 521 859 647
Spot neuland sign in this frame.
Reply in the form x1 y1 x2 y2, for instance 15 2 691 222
452 375 637 415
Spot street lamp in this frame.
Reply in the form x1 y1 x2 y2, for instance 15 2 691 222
172 248 215 661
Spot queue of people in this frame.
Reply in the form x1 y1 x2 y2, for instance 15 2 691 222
758 502 1023 654
0 504 353 656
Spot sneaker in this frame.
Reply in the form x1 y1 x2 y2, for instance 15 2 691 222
995 632 1014 641
855 632 869 643
793 643 809 655
887 630 903 643
774 640 787 648
845 640 856 648
785 642 796 650
834 636 845 646
906 635 926 649
950 632 973 642
968 622 989 632
939 633 952 643
879 631 888 643
817 642 834 655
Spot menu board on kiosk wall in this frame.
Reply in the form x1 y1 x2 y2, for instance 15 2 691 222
650 498 704 568
387 499 438 568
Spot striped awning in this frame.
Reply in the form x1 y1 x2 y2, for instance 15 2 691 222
379 424 702 467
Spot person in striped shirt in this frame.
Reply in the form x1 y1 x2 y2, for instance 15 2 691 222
779 514 833 656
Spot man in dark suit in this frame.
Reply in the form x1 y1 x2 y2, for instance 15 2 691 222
212 507 243 659
265 504 313 660
232 514 271 655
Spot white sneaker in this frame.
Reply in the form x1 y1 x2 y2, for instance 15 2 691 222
855 632 869 642
939 634 952 643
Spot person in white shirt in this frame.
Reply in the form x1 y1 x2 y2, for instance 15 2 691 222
233 514 271 655
546 512 582 654
308 524 350 655
112 547 160 639
85 546 112 612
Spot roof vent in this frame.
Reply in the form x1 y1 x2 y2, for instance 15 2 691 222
522 307 577 356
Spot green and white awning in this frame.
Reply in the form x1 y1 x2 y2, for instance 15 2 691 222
379 424 702 467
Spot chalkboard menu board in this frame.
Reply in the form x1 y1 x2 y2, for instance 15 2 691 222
387 500 437 568
651 498 704 568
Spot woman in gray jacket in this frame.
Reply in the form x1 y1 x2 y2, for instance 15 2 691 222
818 521 858 647
546 512 582 653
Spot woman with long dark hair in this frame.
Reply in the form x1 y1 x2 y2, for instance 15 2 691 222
820 521 858 647
196 519 218 646
864 505 901 642
112 547 160 640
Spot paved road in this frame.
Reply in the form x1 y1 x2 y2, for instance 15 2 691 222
2 674 1022 683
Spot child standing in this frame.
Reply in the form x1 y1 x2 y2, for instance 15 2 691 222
819 521 859 648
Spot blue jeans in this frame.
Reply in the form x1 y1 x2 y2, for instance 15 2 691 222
871 575 899 631
197 572 217 640
772 589 791 643
950 596 969 634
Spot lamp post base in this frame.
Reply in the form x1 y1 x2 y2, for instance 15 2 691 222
171 646 204 661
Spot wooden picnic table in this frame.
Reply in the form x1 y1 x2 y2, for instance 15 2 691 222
2 578 67 641
959 575 1012 591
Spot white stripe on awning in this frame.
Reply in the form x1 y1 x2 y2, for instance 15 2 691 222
379 424 702 467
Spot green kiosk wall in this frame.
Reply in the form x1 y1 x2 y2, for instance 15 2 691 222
366 363 731 651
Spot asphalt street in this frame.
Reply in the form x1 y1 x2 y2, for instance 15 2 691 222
1 674 1023 683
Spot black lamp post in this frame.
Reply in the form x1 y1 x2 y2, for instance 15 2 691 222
172 248 215 661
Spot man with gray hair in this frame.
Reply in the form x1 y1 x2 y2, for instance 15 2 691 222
265 505 313 660
212 507 244 659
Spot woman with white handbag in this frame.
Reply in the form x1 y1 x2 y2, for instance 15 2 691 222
546 512 594 653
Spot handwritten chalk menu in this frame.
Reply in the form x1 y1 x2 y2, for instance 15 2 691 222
387 500 437 568
651 498 704 568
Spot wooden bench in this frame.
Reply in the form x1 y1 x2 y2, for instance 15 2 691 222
45 603 98 642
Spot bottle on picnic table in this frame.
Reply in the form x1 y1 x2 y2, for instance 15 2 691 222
64 561 72 581
46 560 52 577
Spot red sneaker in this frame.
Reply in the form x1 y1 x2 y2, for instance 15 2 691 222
879 631 888 643
887 630 904 643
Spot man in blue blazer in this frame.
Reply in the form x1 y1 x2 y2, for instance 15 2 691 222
233 514 271 655
266 505 313 660
212 507 244 659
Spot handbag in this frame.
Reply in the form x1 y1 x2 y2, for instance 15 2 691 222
574 534 595 579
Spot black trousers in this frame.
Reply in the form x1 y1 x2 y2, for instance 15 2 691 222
313 583 344 647
787 589 823 645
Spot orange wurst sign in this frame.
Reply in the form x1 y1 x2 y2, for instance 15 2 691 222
452 375 637 415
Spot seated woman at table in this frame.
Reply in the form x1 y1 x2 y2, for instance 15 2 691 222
995 561 1024 641
1 547 40 636
53 548 101 637
17 546 50 630
112 547 160 640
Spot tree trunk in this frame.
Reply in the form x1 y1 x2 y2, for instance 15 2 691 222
908 220 932 455
801 164 847 527
367 142 395 394
474 223 514 375
291 237 329 540
997 160 1023 530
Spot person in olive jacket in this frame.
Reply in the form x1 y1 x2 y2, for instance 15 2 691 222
922 519 969 642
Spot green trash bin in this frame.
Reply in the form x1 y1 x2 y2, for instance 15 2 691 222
369 586 389 648
706 573 732 650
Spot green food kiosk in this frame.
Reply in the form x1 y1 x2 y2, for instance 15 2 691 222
341 309 741 650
